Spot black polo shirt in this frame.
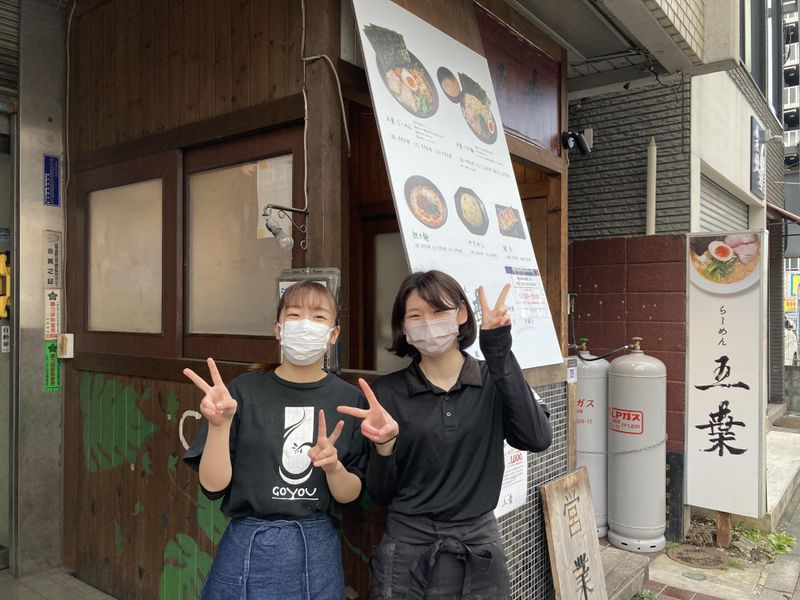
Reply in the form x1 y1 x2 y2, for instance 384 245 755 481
366 326 552 521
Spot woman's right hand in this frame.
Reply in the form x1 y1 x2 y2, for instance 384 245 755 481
183 358 238 428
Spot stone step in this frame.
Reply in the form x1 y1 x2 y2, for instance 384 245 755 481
600 542 650 600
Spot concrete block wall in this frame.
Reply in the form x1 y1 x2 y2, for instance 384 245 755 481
645 0 704 64
570 233 688 540
568 82 691 240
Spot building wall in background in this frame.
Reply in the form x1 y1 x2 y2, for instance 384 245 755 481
567 83 691 240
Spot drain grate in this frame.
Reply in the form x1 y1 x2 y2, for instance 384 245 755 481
666 545 728 569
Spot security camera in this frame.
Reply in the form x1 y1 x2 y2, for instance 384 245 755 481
574 132 591 156
561 130 591 156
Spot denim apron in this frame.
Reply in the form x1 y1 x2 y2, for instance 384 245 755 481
369 511 509 600
201 515 344 600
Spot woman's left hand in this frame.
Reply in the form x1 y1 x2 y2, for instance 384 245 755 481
478 283 512 329
308 410 345 474
337 378 399 446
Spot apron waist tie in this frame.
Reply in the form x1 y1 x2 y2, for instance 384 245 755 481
240 519 311 600
407 536 494 600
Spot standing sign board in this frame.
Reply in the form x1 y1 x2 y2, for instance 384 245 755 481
351 0 562 368
686 231 766 518
540 467 607 599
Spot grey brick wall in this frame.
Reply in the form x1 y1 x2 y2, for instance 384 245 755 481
567 81 692 240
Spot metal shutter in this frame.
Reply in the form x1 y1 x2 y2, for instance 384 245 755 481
0 0 17 96
698 176 750 231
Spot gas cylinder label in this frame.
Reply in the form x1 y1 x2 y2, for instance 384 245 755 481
576 398 595 425
609 407 644 434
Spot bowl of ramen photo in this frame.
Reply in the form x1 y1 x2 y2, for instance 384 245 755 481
381 54 438 117
363 25 438 118
458 73 497 144
454 187 488 235
461 93 497 143
404 175 447 229
495 204 526 239
437 66 462 103
689 233 761 294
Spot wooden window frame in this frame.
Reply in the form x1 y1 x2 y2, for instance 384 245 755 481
182 125 306 363
69 150 181 357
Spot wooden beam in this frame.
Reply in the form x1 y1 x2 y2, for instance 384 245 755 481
507 133 565 175
72 94 305 172
473 0 563 62
303 0 344 268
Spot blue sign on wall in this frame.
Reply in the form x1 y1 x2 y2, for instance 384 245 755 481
43 154 60 207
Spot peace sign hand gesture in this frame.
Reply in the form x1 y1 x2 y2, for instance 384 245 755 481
338 379 399 450
308 410 345 474
183 358 238 428
478 283 512 330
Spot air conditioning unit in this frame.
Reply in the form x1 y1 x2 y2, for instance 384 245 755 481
786 108 800 128
788 22 800 45
787 65 800 86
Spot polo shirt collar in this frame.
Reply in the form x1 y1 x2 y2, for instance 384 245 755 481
405 353 483 395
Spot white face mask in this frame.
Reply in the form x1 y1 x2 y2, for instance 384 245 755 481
279 319 332 366
403 313 459 357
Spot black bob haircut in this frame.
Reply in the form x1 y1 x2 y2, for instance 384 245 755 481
388 270 477 358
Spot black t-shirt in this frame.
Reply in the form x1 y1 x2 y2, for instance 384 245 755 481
366 326 552 521
183 370 367 521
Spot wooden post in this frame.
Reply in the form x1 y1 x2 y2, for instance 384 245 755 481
717 511 732 547
304 0 343 270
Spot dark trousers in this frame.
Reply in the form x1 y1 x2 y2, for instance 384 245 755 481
370 511 510 600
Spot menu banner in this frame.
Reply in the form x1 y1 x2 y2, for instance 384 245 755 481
352 0 562 368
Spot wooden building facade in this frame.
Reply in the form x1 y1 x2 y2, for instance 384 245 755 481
63 0 572 597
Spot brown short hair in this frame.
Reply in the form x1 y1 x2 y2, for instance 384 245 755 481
250 280 338 372
388 270 476 358
276 280 339 324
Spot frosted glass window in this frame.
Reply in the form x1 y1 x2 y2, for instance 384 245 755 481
374 232 411 372
188 158 292 335
88 179 163 333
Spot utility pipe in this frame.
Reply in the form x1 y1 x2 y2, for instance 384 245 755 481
646 136 657 235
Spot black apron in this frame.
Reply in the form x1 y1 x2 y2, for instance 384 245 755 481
370 511 510 600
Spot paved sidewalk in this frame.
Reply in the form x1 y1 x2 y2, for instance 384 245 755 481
758 481 800 599
0 568 114 600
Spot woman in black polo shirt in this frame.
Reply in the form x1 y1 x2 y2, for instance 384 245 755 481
341 270 552 599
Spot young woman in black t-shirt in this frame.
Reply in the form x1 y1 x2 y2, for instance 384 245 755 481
183 281 398 600
339 270 552 599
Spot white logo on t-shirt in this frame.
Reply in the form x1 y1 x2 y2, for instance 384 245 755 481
279 406 315 486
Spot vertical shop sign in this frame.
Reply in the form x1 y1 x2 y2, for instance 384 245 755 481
44 340 60 392
686 231 766 518
43 230 61 288
540 468 608 599
750 118 766 200
44 289 61 341
43 155 60 207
